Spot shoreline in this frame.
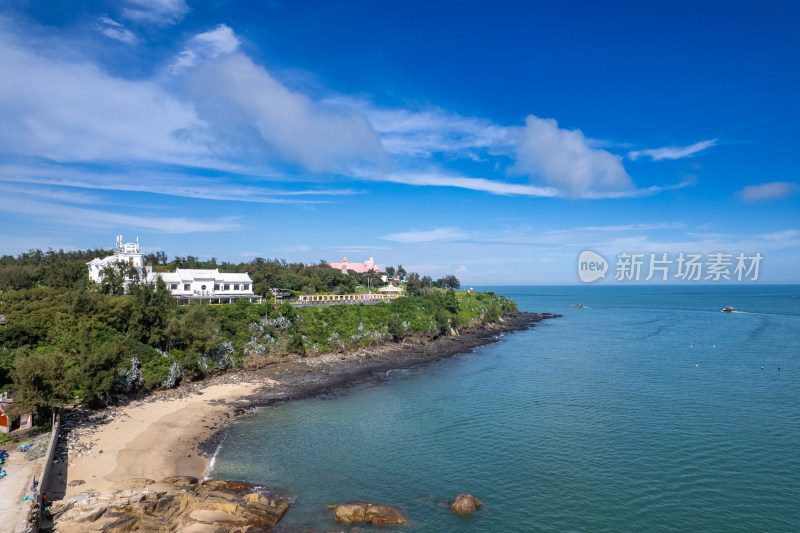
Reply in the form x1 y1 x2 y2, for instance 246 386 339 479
196 311 559 459
48 311 558 528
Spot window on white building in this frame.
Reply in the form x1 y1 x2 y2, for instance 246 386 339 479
224 284 230 290
170 284 178 290
184 284 191 291
243 284 249 290
214 284 220 291
234 284 239 290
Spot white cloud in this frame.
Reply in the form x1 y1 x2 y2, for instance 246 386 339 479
376 171 559 197
171 24 240 73
381 227 466 244
279 244 312 253
0 194 238 233
97 17 137 45
122 0 189 26
333 100 510 159
740 181 800 202
404 263 448 273
0 31 206 165
0 167 347 205
324 245 391 251
546 222 685 234
0 18 689 209
178 53 386 172
628 139 716 161
510 115 634 197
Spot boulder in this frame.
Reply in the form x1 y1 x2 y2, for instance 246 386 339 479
332 502 367 524
201 480 255 492
51 477 290 532
159 475 199 486
331 501 407 525
120 478 155 489
450 494 483 514
365 503 408 525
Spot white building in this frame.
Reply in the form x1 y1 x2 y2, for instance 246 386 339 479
88 236 261 304
151 269 261 304
378 284 404 298
87 235 147 290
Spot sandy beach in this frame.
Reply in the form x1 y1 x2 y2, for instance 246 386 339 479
54 379 275 499
46 311 556 529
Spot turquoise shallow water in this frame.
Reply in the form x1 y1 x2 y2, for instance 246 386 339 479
210 285 800 532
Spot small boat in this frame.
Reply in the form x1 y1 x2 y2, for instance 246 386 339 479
721 306 735 313
569 304 584 308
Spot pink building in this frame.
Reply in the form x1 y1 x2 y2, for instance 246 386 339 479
327 257 379 274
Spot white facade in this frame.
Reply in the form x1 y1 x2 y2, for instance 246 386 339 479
88 236 261 304
151 269 260 304
87 235 147 287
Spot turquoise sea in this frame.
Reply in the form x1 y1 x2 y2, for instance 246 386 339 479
209 285 800 532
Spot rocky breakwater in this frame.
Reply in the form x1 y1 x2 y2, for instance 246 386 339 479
51 476 290 532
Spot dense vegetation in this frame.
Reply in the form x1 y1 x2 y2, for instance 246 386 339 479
0 248 516 419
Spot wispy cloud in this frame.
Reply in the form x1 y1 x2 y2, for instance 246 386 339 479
381 227 466 244
323 245 391 252
279 244 312 253
739 181 800 202
0 17 690 209
0 195 239 233
333 100 510 160
122 0 189 26
628 139 717 161
96 17 137 45
376 171 559 197
171 24 240 73
547 222 686 234
0 169 349 205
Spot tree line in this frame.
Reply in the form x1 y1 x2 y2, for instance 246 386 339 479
0 248 494 420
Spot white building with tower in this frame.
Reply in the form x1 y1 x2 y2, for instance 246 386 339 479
88 236 261 304
87 235 146 289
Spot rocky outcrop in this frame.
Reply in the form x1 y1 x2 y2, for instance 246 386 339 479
330 501 407 525
450 494 483 513
51 477 290 532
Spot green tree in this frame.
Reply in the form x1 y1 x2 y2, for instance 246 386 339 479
435 274 461 289
79 337 127 407
128 278 175 348
396 265 406 280
9 349 76 416
385 266 396 279
387 315 404 341
405 272 422 297
167 305 222 377
43 260 87 289
99 262 138 295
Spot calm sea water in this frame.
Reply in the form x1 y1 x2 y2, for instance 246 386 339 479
210 285 800 532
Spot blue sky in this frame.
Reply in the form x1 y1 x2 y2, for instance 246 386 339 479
1 0 798 283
